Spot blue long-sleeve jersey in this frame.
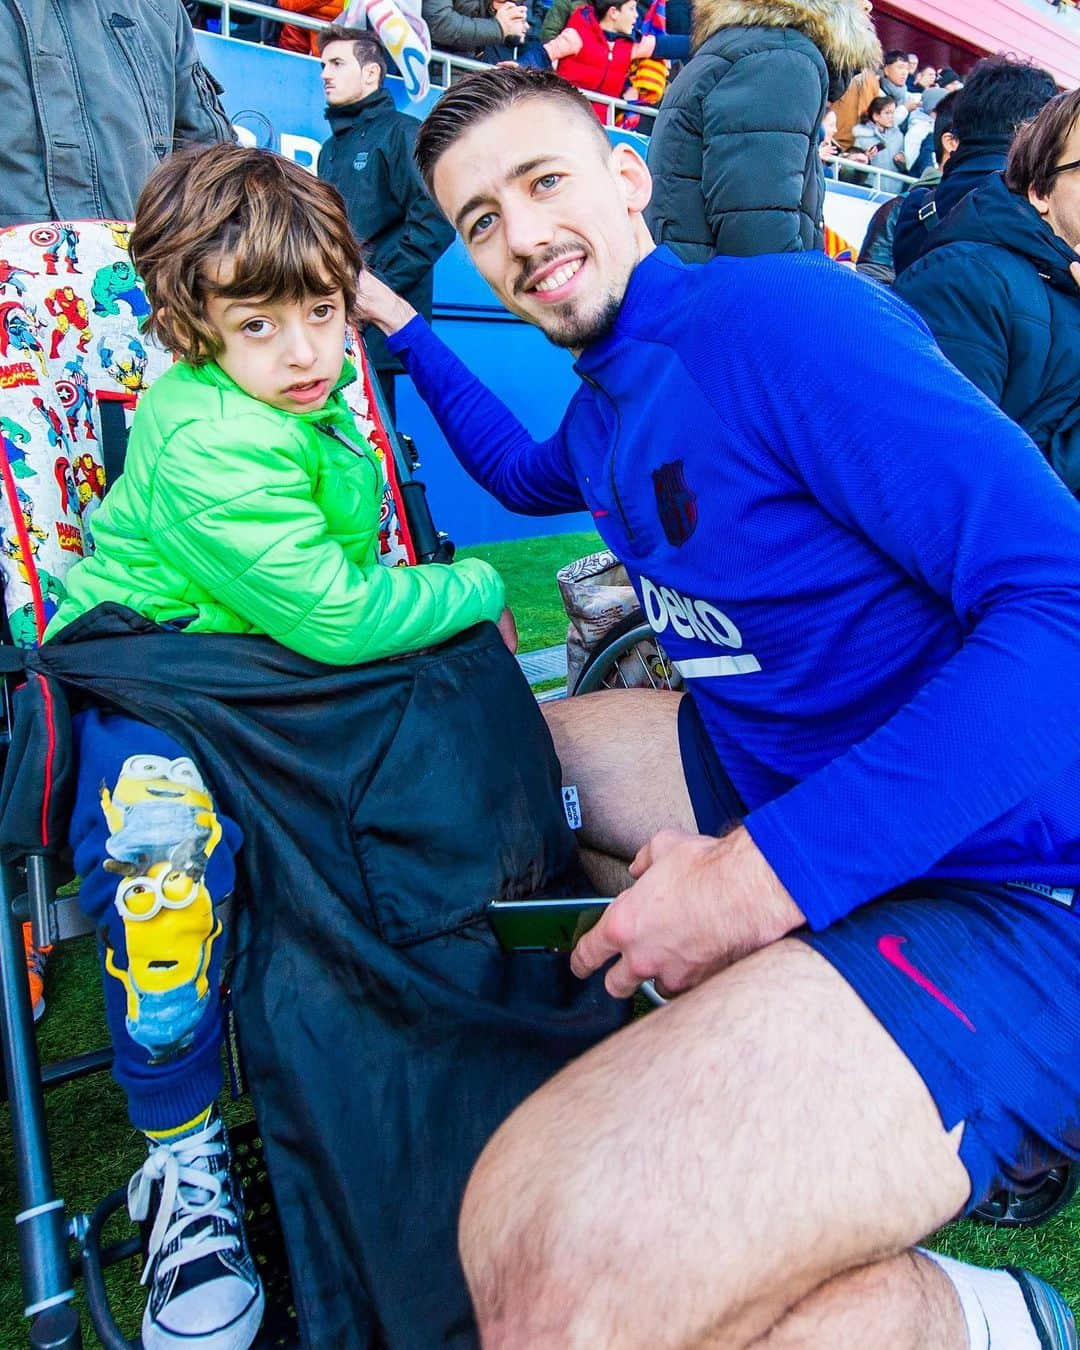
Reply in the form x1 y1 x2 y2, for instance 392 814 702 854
388 245 1080 931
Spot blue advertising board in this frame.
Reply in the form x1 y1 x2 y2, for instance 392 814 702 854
195 32 595 546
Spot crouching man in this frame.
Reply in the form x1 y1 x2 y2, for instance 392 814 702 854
355 66 1080 1350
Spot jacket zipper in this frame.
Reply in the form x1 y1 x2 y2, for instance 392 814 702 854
580 371 634 543
317 422 379 471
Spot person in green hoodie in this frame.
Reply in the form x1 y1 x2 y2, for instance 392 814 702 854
45 143 508 1350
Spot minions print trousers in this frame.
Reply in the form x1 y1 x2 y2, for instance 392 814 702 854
68 708 242 1133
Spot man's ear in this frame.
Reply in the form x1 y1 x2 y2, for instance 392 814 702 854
610 142 653 216
1029 182 1052 220
941 131 959 156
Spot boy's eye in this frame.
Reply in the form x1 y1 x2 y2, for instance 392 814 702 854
311 302 336 320
241 318 271 336
535 173 562 192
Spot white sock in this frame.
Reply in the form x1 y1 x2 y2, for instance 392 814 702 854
917 1248 1041 1350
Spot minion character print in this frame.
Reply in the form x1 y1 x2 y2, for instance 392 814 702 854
100 754 225 1063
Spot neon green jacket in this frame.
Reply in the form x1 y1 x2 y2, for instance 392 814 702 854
47 358 505 664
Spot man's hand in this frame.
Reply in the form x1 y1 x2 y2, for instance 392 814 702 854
569 826 805 998
494 1 528 39
497 604 518 653
354 268 418 337
1070 260 1080 291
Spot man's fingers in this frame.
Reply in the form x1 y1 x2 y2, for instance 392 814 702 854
604 956 644 1000
629 827 694 878
1071 260 1080 291
628 836 655 879
570 906 620 978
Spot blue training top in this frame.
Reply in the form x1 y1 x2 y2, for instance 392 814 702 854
389 245 1080 931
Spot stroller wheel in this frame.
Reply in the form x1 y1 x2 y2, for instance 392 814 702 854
970 1163 1080 1228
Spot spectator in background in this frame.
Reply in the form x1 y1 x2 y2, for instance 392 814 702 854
851 95 907 176
911 62 937 91
0 0 232 227
879 48 920 124
277 0 344 54
541 0 585 40
819 106 842 178
893 54 1056 274
545 0 688 122
896 88 1080 495
317 25 453 419
645 0 881 260
422 0 528 55
856 89 958 285
936 65 964 94
482 0 551 67
832 67 881 150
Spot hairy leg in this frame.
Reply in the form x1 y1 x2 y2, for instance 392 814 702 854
577 845 633 897
746 1251 965 1350
542 689 694 861
459 940 971 1350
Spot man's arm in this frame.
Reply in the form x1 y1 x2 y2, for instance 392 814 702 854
700 49 825 256
421 0 504 50
733 268 1080 929
171 1 234 146
360 272 588 514
368 121 456 298
575 265 1080 996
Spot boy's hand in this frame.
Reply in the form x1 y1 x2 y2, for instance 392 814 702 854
497 605 518 653
355 269 417 337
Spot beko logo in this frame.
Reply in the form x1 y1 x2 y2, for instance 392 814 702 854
640 577 761 678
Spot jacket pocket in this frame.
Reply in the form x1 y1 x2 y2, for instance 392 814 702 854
106 14 171 152
349 628 580 945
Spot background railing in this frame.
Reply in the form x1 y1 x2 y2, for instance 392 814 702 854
829 155 918 191
200 0 658 126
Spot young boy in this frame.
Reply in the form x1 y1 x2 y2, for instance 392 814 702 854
45 144 508 1350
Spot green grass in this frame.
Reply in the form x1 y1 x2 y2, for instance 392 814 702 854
457 529 603 653
2 527 1078 1344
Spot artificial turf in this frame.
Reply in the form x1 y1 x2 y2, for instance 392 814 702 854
2 527 1077 1346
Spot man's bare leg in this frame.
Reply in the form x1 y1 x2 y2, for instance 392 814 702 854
543 689 694 868
459 940 971 1350
748 1251 965 1349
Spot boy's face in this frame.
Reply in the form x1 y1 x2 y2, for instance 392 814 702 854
204 287 347 413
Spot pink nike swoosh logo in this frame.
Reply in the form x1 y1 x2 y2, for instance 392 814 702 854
877 934 976 1033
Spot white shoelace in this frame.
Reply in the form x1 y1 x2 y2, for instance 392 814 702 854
128 1117 241 1285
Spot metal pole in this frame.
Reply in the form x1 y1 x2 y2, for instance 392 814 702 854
0 859 80 1347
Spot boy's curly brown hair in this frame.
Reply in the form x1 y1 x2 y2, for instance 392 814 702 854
130 144 363 364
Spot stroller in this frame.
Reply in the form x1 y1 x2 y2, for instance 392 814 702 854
0 219 623 1348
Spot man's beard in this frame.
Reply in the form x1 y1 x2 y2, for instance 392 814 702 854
540 291 623 350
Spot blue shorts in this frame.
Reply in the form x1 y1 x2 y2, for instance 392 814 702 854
677 694 1080 1210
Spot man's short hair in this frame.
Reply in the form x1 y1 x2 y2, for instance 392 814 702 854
931 89 960 162
415 67 610 197
317 23 388 82
950 54 1056 144
131 144 363 365
883 50 906 66
1006 88 1080 200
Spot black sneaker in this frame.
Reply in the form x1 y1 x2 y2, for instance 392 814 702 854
1009 1268 1079 1350
128 1111 265 1350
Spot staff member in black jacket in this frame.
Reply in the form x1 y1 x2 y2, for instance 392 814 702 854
317 25 454 419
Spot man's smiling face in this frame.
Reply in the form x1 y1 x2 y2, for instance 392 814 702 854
431 98 653 350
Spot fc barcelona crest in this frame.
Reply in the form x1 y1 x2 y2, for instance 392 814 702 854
652 459 698 546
